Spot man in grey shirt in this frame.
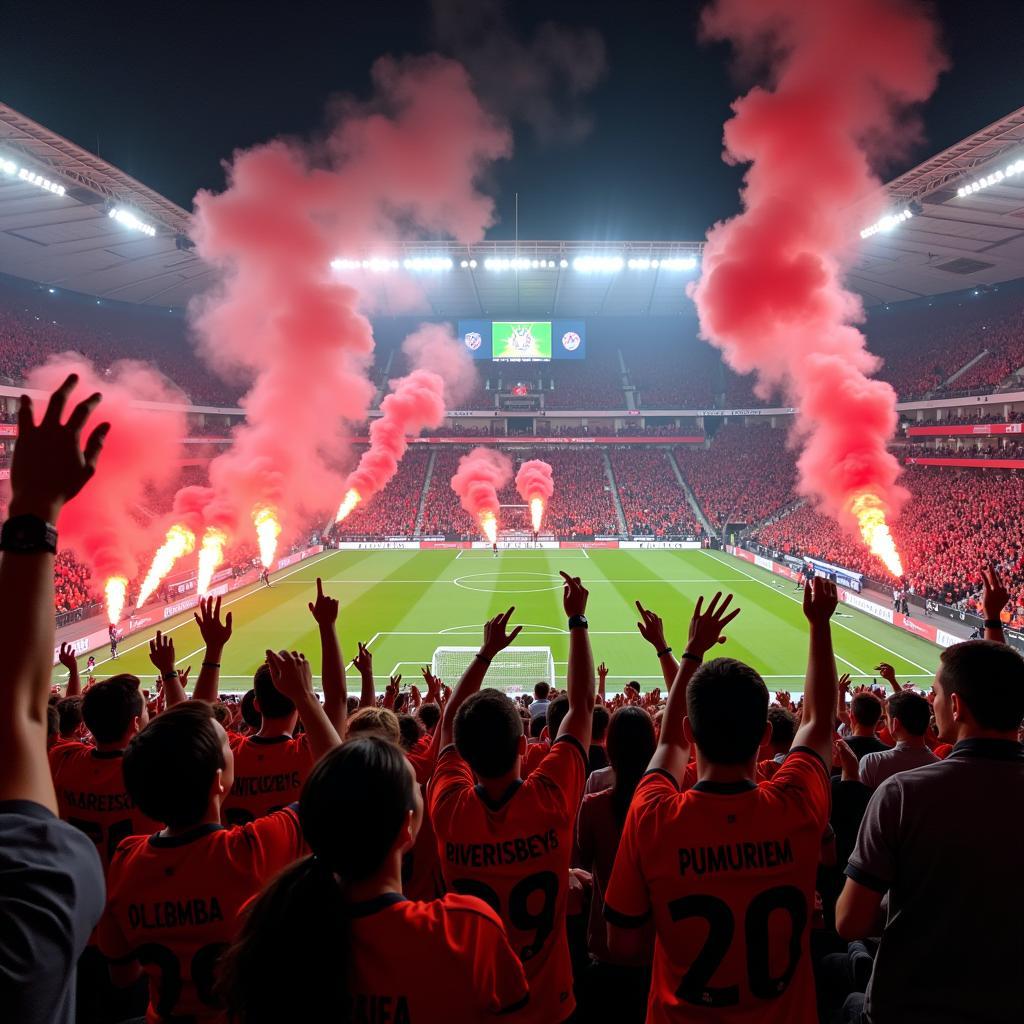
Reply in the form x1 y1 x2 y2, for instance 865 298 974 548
858 689 938 789
836 637 1024 1024
528 680 551 719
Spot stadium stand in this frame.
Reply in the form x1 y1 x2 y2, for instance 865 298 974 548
607 448 700 536
330 447 432 538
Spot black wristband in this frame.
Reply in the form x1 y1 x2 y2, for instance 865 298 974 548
0 514 58 555
162 671 178 681
475 652 491 664
202 661 221 669
681 651 703 664
983 619 1002 629
656 646 673 658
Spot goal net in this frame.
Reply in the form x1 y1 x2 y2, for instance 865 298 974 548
432 646 556 692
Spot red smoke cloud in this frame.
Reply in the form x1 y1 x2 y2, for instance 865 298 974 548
515 459 554 502
692 0 945 543
26 356 186 584
190 55 510 551
344 324 476 505
451 447 513 531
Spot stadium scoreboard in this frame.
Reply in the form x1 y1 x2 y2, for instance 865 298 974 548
458 320 586 361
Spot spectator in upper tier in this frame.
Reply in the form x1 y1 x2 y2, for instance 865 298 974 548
858 690 938 790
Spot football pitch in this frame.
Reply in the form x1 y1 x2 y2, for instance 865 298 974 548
58 548 942 695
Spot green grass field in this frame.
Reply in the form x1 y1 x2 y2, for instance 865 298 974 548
57 548 941 694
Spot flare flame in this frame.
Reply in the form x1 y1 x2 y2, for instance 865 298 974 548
197 528 228 596
335 488 362 523
529 497 544 533
105 577 128 625
253 506 282 568
136 524 197 608
851 494 904 578
480 510 498 545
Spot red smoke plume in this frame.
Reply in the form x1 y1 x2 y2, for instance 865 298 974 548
692 0 945 558
515 459 554 503
451 447 513 537
341 324 477 510
190 55 510 551
26 356 186 586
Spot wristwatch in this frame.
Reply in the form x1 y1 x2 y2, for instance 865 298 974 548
0 515 58 555
567 614 589 630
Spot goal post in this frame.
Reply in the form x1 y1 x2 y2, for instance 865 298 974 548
432 646 555 692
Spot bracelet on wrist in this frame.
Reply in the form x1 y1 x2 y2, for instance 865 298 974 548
476 651 491 664
162 671 178 681
681 651 703 664
983 619 1002 629
202 661 221 669
656 646 673 659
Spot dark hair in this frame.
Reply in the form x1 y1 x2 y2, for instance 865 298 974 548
253 663 295 721
395 712 423 751
546 694 570 738
686 658 768 764
851 693 883 729
454 689 523 779
56 696 83 737
415 702 440 733
626 680 641 694
123 701 226 829
81 675 143 744
607 707 656 823
241 689 262 730
218 737 414 1023
346 696 359 716
534 681 550 700
766 706 796 752
211 702 232 728
529 714 546 739
591 705 611 744
939 640 1024 731
887 690 931 737
46 703 59 739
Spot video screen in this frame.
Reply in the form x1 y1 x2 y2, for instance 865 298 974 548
492 321 553 362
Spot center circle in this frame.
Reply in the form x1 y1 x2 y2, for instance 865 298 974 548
453 571 564 594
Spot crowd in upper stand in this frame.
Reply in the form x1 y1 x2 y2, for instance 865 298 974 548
608 449 700 536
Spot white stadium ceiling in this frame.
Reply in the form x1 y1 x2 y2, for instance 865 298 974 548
2 100 1024 313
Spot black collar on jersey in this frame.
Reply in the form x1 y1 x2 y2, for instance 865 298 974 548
149 823 227 847
475 779 523 811
249 733 294 745
345 893 407 918
949 738 1024 762
692 779 758 794
91 749 124 759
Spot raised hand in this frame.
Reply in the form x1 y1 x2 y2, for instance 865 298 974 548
194 594 233 650
560 572 589 618
834 738 860 782
981 563 1010 623
480 607 523 659
58 642 77 672
802 576 838 627
148 631 177 677
11 373 109 521
308 576 339 627
635 601 668 651
420 665 441 701
874 663 897 685
687 592 741 657
265 649 314 703
598 662 608 680
409 684 421 709
353 641 373 676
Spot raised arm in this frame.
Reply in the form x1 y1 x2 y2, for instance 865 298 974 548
265 649 340 762
438 608 521 749
981 564 1008 644
190 595 233 703
555 572 595 748
58 643 81 698
148 632 188 707
352 641 376 709
792 577 840 766
636 600 680 690
649 592 740 784
308 577 346 736
0 376 108 810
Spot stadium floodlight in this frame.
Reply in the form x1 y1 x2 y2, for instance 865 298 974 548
559 258 569 268
2 156 66 197
860 208 913 240
956 157 1024 198
660 256 699 271
573 255 624 273
469 259 477 268
401 256 453 272
108 207 157 238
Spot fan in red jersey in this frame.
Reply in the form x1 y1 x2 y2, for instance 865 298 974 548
220 734 528 1023
605 581 837 1023
430 573 595 1024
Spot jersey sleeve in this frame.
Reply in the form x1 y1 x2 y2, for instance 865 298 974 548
528 735 588 820
845 777 901 893
233 805 305 878
427 745 474 831
766 746 831 832
604 769 676 928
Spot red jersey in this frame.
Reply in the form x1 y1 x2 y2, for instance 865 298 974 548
429 735 587 1024
222 733 313 825
347 892 529 1022
605 749 831 1024
523 740 550 778
48 741 160 873
97 808 304 1022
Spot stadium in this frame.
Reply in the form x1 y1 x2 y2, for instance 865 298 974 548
3 3 1024 1023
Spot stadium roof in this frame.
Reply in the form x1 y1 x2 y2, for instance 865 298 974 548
3 100 1024 312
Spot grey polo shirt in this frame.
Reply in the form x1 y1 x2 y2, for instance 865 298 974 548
0 800 105 1024
528 698 550 720
858 741 938 789
846 739 1024 1024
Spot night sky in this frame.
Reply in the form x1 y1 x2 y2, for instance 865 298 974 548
2 0 1023 241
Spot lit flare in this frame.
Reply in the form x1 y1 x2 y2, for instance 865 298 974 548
850 493 904 577
136 524 196 608
197 528 228 596
335 488 362 523
529 497 544 533
480 510 498 544
105 576 128 625
253 505 282 568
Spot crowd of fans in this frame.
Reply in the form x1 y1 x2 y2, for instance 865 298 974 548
608 448 700 536
330 448 433 538
6 377 1023 1024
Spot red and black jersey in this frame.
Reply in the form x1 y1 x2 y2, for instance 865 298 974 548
346 892 529 1022
222 733 314 825
49 740 160 873
429 735 587 1024
605 749 831 1024
97 807 304 1022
